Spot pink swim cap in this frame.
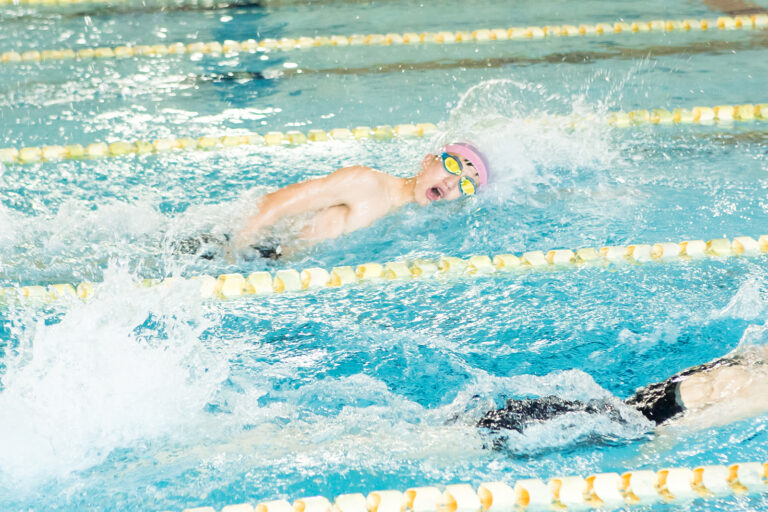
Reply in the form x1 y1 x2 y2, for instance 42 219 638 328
442 142 489 187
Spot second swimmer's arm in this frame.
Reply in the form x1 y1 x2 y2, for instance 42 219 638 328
672 363 768 429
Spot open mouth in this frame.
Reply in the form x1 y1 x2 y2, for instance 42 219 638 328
426 185 445 201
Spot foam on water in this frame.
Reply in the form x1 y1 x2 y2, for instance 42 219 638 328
45 199 167 244
459 369 652 455
0 265 228 487
0 198 163 280
0 203 17 247
0 193 254 282
222 372 487 463
144 366 651 484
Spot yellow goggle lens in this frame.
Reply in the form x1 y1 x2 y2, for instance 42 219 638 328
443 155 462 175
459 177 476 196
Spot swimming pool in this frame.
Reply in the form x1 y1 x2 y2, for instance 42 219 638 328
1 0 768 509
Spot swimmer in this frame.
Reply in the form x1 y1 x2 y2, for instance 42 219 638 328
478 344 768 444
173 142 489 260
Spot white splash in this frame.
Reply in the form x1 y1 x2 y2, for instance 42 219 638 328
459 370 651 454
0 266 228 486
44 198 166 249
738 322 768 349
0 203 18 247
431 78 624 202
713 278 766 321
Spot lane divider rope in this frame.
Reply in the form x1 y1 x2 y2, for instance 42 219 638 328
0 123 439 165
0 0 273 7
3 235 767 305
1 102 766 166
1 14 767 66
174 459 768 511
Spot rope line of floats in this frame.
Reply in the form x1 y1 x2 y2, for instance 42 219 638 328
3 235 766 305
175 459 768 511
1 102 766 166
1 14 767 66
0 0 280 7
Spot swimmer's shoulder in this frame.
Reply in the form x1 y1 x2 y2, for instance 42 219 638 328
327 165 392 191
330 165 380 178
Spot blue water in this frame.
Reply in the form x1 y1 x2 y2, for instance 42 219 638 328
2 0 768 510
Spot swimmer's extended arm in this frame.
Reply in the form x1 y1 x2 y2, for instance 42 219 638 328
677 345 768 410
672 368 768 430
237 166 375 243
671 346 768 429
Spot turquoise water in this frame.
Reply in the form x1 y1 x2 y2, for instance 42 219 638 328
2 0 768 510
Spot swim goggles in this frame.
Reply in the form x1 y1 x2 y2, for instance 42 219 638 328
441 152 477 196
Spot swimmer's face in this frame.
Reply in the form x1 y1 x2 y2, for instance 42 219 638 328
414 152 481 206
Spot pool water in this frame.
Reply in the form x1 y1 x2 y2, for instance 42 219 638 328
1 0 768 510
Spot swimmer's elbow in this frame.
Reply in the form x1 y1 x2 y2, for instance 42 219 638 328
249 191 293 228
238 197 278 245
